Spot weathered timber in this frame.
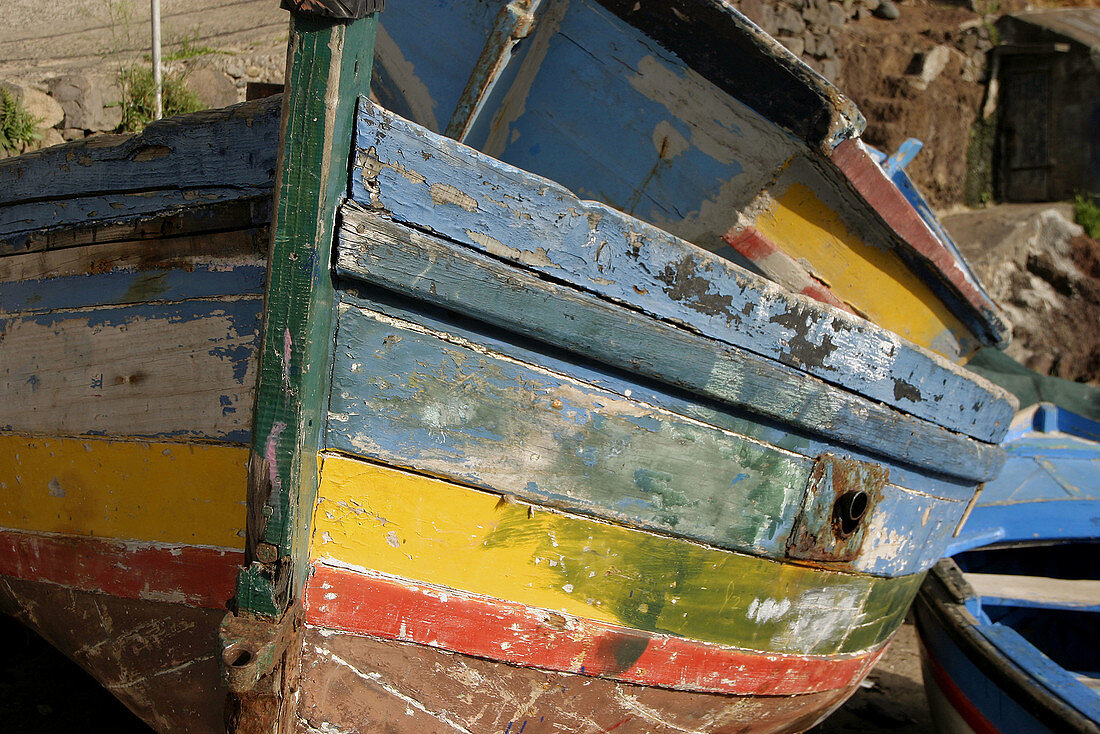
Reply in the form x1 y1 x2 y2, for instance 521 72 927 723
304 562 881 696
964 572 1100 611
0 299 260 441
334 283 981 502
350 102 1016 443
0 576 228 734
2 196 271 255
830 140 1010 348
335 208 1005 484
0 97 280 254
238 10 378 617
312 454 922 656
327 300 970 575
0 229 266 314
296 627 858 734
0 435 248 547
0 530 241 609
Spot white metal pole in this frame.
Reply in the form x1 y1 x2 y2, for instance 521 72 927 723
151 0 163 119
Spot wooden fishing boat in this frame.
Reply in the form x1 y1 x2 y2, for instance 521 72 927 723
0 2 1017 733
370 0 1011 362
916 403 1100 734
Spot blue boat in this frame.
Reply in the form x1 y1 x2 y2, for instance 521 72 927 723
916 404 1100 734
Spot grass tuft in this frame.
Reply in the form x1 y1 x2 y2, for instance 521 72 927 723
1074 193 1100 239
0 87 41 154
116 64 204 133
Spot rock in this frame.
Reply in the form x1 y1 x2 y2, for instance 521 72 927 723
780 34 806 58
48 74 122 132
60 127 85 141
184 66 238 109
776 5 806 35
804 33 818 57
34 127 65 150
910 45 952 89
827 1 849 28
0 83 65 129
820 58 841 82
245 65 262 78
813 32 836 58
873 0 900 20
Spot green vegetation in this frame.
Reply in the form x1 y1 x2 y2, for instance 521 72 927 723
1074 193 1100 239
964 114 998 208
165 34 221 62
116 63 204 133
0 87 40 154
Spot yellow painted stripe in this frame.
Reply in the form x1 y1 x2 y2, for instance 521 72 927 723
311 453 920 656
755 183 976 359
0 434 247 548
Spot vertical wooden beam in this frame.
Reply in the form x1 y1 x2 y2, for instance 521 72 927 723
236 5 379 618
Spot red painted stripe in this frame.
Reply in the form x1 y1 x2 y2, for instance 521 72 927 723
723 226 856 315
304 562 883 696
829 139 1004 342
0 529 241 609
922 639 1000 734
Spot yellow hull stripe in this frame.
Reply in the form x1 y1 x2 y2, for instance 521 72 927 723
755 183 975 359
0 434 247 549
311 453 920 656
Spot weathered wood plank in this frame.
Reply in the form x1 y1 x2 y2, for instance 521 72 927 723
0 96 280 208
350 101 1016 443
966 573 1100 611
328 300 969 575
0 196 271 256
312 453 922 656
0 576 228 734
0 530 242 609
304 562 881 696
0 300 260 441
237 12 378 617
334 283 980 503
460 0 794 247
0 230 266 314
329 301 809 557
0 434 248 548
297 626 859 734
335 210 1005 483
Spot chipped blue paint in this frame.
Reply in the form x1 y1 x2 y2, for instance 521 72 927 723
350 101 1015 444
327 290 976 576
335 208 1005 484
0 265 266 314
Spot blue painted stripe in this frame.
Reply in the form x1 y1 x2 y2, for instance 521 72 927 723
0 265 266 314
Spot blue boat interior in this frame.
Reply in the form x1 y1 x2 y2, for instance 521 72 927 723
955 542 1100 720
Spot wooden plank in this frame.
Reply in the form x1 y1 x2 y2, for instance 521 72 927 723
0 576 228 734
237 11 378 617
830 139 1011 348
328 299 970 575
1 196 271 256
732 173 980 361
0 96 280 209
965 572 1100 611
0 299 260 441
297 626 860 734
459 0 794 245
0 229 266 314
329 301 809 557
335 210 1005 483
0 530 242 609
334 284 980 503
304 562 881 696
311 453 922 656
0 189 272 251
350 101 1016 443
0 434 248 548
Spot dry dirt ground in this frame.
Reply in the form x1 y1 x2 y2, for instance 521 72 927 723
0 0 286 83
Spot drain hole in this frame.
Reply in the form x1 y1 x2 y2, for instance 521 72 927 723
833 490 869 536
223 644 254 668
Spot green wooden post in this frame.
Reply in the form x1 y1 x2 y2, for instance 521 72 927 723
236 2 380 618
